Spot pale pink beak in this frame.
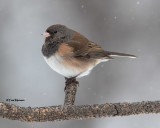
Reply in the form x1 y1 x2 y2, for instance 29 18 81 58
42 32 50 37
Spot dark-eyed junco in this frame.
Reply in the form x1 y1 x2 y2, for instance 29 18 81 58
41 24 136 88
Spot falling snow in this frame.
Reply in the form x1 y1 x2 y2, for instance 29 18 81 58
81 5 84 8
101 64 104 67
136 1 140 5
43 92 47 95
100 96 104 99
93 93 97 96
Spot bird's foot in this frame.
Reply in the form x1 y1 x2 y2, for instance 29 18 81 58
64 77 79 91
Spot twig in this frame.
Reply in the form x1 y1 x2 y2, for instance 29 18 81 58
64 79 78 105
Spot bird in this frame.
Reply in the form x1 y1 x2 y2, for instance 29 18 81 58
41 24 136 89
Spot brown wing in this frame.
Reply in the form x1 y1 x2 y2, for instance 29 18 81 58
66 31 112 60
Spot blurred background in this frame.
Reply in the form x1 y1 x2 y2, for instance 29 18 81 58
0 0 160 127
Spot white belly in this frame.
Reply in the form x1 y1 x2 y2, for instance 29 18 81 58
44 55 82 78
44 55 109 78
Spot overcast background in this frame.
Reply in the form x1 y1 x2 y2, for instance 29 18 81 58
0 0 160 128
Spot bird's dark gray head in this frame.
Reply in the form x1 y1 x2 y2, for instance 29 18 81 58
43 24 74 42
42 24 74 58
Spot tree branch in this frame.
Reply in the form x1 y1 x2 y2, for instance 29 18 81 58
0 101 160 122
1 80 160 122
64 79 78 105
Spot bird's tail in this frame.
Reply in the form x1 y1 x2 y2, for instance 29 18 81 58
108 52 136 58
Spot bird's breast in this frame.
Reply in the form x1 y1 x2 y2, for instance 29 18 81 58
43 54 81 78
43 53 99 78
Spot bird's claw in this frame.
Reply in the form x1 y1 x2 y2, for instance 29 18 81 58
64 77 79 91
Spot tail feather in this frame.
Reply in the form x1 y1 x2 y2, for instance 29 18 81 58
109 52 136 58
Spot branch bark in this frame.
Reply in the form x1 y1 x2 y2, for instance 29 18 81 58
64 79 78 105
0 101 160 122
0 80 160 122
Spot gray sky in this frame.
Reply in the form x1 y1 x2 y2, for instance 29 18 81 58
0 0 160 128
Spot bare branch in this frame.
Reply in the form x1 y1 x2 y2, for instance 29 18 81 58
1 80 160 122
0 101 160 122
64 79 78 105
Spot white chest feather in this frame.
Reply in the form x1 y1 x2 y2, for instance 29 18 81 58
44 55 81 78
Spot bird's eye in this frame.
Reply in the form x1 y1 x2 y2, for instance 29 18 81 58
54 31 57 34
46 30 50 33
